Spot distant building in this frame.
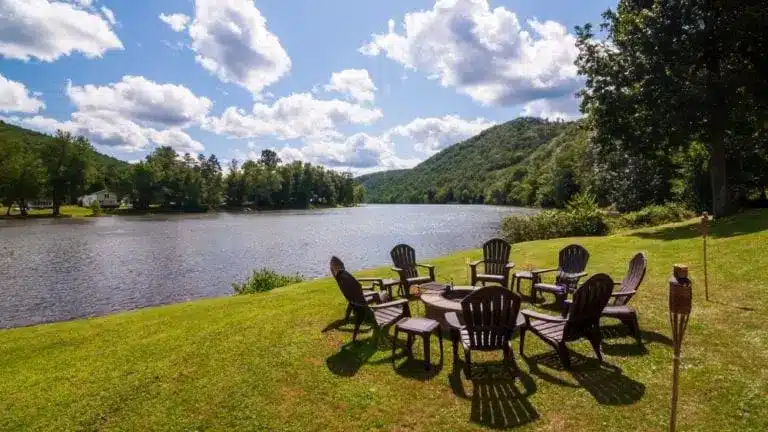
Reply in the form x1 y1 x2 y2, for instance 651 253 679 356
79 190 119 208
26 199 53 209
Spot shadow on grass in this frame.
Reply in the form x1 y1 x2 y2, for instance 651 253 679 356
707 299 756 312
450 362 539 429
325 340 378 377
630 209 768 241
523 352 645 406
600 325 672 356
321 319 357 334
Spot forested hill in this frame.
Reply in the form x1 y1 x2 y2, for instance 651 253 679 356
358 117 589 207
0 121 128 173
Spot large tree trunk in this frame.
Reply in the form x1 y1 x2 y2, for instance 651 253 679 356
708 136 731 217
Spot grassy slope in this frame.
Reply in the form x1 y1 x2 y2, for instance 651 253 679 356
1 211 767 431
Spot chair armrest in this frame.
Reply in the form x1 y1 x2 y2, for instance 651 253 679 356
357 277 383 283
417 263 435 269
613 281 623 286
391 267 403 274
610 290 637 298
469 260 483 267
521 309 567 323
531 267 557 276
504 262 515 269
370 298 409 309
445 312 464 330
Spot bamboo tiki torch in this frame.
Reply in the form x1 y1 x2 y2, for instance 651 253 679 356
669 264 693 432
701 212 709 301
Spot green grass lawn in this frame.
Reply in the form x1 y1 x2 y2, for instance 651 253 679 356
1 210 767 431
0 205 94 218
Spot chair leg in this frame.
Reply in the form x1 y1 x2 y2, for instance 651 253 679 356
587 328 603 361
621 314 642 345
392 327 399 360
406 333 414 357
452 330 459 364
423 334 431 370
557 342 572 369
352 311 364 342
344 304 353 321
503 342 516 372
464 348 472 379
437 331 444 363
519 326 527 356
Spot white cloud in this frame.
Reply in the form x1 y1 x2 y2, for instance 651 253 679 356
360 0 581 106
159 13 190 32
203 92 382 140
520 94 581 120
184 0 291 97
100 6 116 26
4 76 209 153
74 0 93 7
148 128 204 154
387 114 495 155
275 133 419 175
324 69 377 103
0 0 123 62
66 75 212 128
0 73 45 113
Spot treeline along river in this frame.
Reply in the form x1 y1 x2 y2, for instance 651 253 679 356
0 204 536 328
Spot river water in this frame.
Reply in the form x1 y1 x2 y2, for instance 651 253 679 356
0 204 535 328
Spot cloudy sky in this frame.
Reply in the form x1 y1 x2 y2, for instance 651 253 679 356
0 0 615 174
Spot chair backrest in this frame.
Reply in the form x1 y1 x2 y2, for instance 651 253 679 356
564 274 614 339
329 256 345 277
555 244 589 289
483 238 511 276
558 244 589 274
390 244 418 278
460 286 522 350
334 269 367 307
613 252 647 306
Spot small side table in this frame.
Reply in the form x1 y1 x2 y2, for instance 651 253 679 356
374 278 401 299
392 317 443 370
514 271 537 297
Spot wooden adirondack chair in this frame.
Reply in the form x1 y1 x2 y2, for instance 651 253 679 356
520 273 614 369
531 244 589 305
334 269 411 342
446 286 522 378
331 256 394 321
602 252 647 344
469 238 515 289
390 244 435 297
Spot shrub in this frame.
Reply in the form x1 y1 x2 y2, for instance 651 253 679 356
501 193 609 243
89 200 103 216
232 268 303 295
614 203 695 229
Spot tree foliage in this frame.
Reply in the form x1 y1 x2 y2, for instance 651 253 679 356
575 0 768 216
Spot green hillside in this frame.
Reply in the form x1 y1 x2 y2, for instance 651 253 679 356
0 120 128 174
359 118 588 207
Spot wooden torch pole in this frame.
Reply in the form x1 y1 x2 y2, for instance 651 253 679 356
669 264 692 432
701 212 709 301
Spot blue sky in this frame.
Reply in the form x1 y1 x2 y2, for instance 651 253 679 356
0 0 616 173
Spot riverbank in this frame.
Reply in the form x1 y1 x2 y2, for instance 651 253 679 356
1 210 766 430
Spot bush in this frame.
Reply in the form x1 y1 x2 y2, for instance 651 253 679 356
89 200 103 216
501 193 609 243
614 203 695 229
232 268 303 295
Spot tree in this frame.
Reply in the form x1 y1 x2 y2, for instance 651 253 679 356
576 0 768 216
42 131 94 216
0 140 44 215
259 149 281 169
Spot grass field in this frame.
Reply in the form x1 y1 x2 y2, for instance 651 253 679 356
1 210 766 431
0 205 94 218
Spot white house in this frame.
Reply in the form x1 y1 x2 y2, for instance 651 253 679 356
80 190 119 208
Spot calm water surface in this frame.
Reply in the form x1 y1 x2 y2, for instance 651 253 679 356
0 204 536 328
